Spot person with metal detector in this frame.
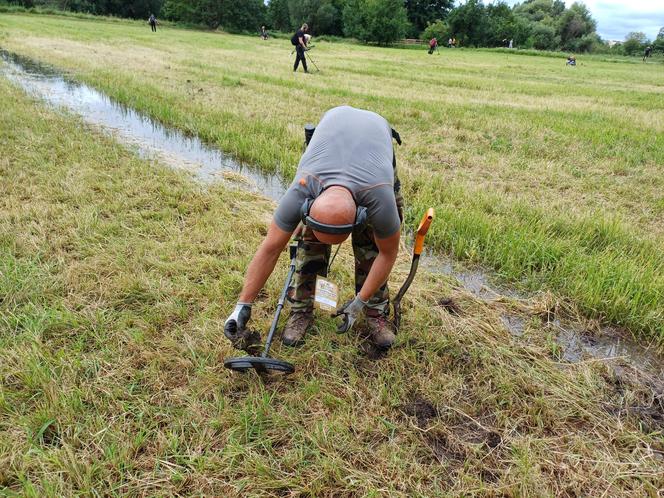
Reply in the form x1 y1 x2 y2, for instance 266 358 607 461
428 37 439 55
291 23 309 73
148 13 158 32
224 106 406 356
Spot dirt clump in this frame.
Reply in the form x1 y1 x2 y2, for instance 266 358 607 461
438 297 462 315
401 396 438 428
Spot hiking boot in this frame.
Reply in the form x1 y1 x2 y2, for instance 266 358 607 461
282 311 314 347
365 311 396 350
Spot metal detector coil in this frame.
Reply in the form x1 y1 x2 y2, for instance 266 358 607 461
224 243 298 375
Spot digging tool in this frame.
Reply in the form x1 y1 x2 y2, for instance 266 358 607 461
224 243 298 374
392 208 435 330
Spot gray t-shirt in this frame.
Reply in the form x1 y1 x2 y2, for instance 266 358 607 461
274 106 400 239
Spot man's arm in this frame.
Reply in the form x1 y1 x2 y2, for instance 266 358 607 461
299 36 307 49
357 229 400 301
238 220 293 302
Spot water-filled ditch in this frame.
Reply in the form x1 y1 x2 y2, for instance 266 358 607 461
0 50 286 200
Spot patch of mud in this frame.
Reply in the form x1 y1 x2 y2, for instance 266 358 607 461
425 433 465 464
359 342 389 360
401 396 438 428
419 245 664 383
549 319 664 373
421 252 521 300
438 297 462 316
628 405 664 433
0 50 285 200
500 313 526 336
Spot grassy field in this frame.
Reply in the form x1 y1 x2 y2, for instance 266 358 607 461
1 13 662 340
1 13 664 496
1 52 663 497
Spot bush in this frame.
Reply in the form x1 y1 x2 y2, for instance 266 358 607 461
530 23 558 50
422 19 448 42
343 0 410 45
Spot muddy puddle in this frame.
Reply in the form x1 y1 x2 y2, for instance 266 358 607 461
2 49 662 380
0 50 286 200
420 251 663 379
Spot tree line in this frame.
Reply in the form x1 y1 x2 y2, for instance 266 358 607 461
6 0 664 54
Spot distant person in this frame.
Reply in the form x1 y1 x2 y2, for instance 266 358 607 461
509 39 513 49
428 37 438 55
643 45 652 62
448 37 453 48
566 55 576 66
260 25 268 40
148 14 158 33
291 23 309 74
452 37 457 48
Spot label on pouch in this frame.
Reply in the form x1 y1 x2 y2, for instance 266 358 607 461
315 276 338 311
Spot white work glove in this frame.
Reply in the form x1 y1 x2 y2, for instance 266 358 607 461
224 302 252 340
334 295 368 333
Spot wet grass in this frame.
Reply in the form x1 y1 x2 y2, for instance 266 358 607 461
1 14 662 339
1 74 664 496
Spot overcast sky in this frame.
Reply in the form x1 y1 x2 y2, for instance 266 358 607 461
501 0 664 41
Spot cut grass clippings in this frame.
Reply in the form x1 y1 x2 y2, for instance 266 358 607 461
1 55 664 496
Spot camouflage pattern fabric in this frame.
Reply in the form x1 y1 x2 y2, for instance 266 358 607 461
287 224 390 314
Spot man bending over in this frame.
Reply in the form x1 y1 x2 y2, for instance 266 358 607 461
224 106 404 351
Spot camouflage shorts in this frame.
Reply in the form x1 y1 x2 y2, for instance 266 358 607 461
287 223 391 314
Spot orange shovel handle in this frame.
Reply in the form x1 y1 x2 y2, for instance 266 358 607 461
413 208 435 256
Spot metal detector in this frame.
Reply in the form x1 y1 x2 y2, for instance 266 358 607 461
224 243 298 374
306 48 321 72
392 208 435 329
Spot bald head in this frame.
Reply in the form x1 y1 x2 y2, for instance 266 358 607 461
310 186 356 244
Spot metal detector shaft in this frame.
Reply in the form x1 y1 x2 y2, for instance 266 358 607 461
307 54 320 72
393 208 435 329
262 243 298 357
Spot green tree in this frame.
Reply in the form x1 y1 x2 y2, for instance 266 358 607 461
651 27 664 54
162 0 265 30
267 0 292 31
422 19 449 42
514 0 560 26
404 0 453 35
529 22 557 50
343 0 409 44
557 2 596 50
485 2 519 47
13 0 163 17
286 0 346 35
316 3 343 35
446 0 488 47
342 0 366 39
622 31 648 55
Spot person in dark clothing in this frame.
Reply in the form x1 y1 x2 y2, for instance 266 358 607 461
291 24 309 73
643 46 652 62
260 25 268 40
148 14 157 32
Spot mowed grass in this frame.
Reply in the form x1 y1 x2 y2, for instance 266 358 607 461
1 13 663 339
1 64 664 496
